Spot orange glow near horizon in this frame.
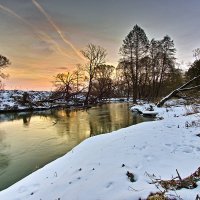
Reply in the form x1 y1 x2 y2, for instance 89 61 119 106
1 0 197 91
0 2 88 91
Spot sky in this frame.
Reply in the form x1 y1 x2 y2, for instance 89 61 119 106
0 0 200 91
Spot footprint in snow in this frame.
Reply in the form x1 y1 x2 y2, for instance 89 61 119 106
182 147 193 153
106 182 113 188
135 164 142 169
196 147 200 152
144 155 154 161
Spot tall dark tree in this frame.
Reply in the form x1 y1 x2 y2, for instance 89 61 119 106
155 35 176 98
119 25 149 103
116 60 132 100
138 55 151 99
148 39 161 100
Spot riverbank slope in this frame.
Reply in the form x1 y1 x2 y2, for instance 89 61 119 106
0 104 200 199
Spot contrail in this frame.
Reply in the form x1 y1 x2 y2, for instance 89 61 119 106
0 4 31 29
0 3 69 57
32 0 85 61
38 32 71 58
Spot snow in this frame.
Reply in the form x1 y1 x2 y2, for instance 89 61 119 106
0 90 128 112
130 103 159 117
0 90 52 111
142 110 158 115
0 103 200 199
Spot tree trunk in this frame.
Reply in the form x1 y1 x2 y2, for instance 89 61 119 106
157 75 200 107
84 78 92 105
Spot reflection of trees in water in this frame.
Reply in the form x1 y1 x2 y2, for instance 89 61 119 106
45 109 91 145
0 130 10 175
89 103 131 136
0 153 10 174
0 103 141 139
88 103 147 136
22 114 32 126
0 110 54 124
88 107 112 136
0 104 149 150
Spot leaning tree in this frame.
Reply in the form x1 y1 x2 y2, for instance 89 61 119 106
157 75 200 107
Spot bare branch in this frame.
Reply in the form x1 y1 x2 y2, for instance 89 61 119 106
179 85 200 91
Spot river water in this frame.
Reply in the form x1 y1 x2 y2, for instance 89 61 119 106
0 103 152 191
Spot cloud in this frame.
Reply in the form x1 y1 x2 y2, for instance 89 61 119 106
56 67 69 70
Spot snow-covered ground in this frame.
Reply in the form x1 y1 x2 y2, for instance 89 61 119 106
0 103 200 199
0 90 52 111
0 90 130 112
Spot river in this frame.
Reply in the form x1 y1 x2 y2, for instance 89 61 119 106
0 103 152 191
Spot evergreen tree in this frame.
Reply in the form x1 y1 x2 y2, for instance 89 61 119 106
119 25 149 102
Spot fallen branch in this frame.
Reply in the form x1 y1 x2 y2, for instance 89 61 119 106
157 75 200 107
147 167 200 191
139 191 182 200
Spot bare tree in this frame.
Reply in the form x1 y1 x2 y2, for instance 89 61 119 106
116 60 132 100
93 64 115 101
0 55 10 90
54 72 77 102
193 48 200 61
81 44 107 105
73 64 85 94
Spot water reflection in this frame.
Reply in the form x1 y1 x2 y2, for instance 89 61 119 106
0 103 152 190
22 114 32 126
0 130 10 176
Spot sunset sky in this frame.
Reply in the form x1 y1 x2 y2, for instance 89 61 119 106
0 0 200 91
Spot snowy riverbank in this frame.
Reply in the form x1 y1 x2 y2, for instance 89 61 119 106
0 104 200 199
0 90 131 113
0 90 52 112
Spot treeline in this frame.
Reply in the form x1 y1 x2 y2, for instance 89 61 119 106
117 25 182 102
53 25 192 104
1 25 198 104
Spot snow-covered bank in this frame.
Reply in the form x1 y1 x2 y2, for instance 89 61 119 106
0 90 52 112
0 90 130 113
0 105 200 199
